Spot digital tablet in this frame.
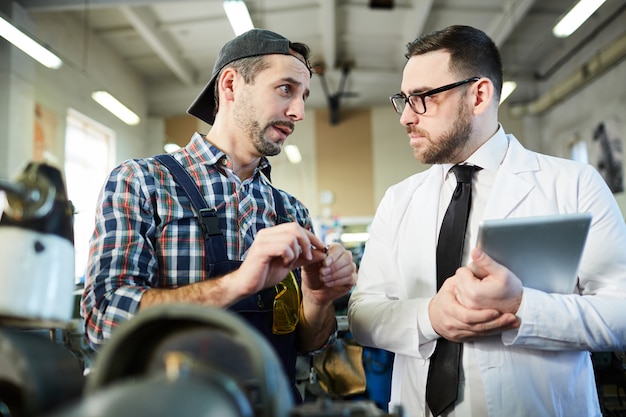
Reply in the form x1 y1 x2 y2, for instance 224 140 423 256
476 213 592 294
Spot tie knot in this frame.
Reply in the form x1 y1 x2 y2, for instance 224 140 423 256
451 164 479 183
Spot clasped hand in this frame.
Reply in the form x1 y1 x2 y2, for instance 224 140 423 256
429 247 523 342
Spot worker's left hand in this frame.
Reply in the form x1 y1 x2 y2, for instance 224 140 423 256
301 243 357 304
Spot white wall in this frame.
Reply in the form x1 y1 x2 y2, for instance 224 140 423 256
0 3 37 180
371 106 429 207
269 112 319 214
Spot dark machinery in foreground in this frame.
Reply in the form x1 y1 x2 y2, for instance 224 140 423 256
49 304 403 417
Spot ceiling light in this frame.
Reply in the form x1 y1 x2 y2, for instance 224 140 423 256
552 0 606 38
223 0 254 36
0 16 62 69
91 91 140 126
284 144 302 164
500 81 517 105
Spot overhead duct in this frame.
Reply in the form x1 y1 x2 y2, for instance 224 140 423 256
510 30 626 117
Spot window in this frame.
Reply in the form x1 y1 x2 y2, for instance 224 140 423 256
64 108 115 283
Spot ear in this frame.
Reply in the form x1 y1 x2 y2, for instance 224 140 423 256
471 78 496 115
217 67 237 103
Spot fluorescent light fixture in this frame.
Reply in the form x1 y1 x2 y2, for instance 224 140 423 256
340 232 370 244
91 91 140 126
164 143 181 153
0 16 62 69
552 0 606 38
499 81 517 105
284 144 302 164
223 0 254 36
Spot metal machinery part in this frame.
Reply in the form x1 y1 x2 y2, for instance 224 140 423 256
51 304 404 417
0 166 55 222
51 304 293 417
0 163 75 323
0 162 73 239
0 329 84 417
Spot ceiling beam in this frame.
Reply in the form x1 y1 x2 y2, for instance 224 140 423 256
119 5 195 85
318 0 336 70
398 0 435 69
486 0 537 46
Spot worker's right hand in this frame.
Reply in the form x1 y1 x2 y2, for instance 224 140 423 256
229 222 327 298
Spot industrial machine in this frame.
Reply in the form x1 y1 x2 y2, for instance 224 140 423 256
0 162 75 324
49 304 402 417
0 162 84 417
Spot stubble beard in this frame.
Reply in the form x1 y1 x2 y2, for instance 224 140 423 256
252 121 282 157
410 100 473 165
233 92 283 157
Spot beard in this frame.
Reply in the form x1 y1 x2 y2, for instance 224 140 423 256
233 92 293 157
408 99 473 164
250 120 282 157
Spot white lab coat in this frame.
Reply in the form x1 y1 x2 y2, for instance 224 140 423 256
349 134 626 417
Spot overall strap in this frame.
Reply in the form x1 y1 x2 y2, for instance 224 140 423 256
271 186 290 224
156 154 300 398
154 154 228 262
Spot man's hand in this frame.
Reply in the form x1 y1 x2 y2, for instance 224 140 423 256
232 222 328 298
428 277 518 342
298 242 357 351
301 243 357 303
455 247 523 315
141 223 332 310
429 248 524 343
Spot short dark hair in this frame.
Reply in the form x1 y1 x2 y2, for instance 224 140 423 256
406 25 503 101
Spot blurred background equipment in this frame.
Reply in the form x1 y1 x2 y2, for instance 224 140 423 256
0 162 85 417
0 162 75 324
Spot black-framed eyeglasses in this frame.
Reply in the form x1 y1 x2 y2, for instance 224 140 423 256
390 77 480 115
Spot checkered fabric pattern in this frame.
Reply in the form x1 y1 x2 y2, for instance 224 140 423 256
81 132 312 349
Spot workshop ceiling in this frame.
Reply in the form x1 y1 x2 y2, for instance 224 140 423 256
18 0 626 117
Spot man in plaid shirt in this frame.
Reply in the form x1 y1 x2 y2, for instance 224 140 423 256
81 29 357 401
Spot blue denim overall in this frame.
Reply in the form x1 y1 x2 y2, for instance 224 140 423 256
155 154 301 402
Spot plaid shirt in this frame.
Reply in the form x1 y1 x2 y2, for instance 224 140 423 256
81 132 312 349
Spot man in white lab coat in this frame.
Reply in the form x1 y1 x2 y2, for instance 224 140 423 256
348 24 626 417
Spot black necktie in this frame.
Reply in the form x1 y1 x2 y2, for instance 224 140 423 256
426 164 480 416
